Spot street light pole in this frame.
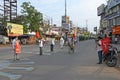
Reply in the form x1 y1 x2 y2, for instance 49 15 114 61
64 0 68 44
65 0 67 20
86 19 88 32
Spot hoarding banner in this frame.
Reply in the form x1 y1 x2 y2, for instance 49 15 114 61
108 0 120 9
62 16 66 23
7 23 23 36
94 27 97 32
62 16 70 29
112 26 120 34
97 4 105 16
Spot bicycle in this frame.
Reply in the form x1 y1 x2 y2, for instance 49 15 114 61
68 42 75 53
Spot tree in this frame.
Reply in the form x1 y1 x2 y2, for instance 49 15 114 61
0 23 7 36
21 2 43 33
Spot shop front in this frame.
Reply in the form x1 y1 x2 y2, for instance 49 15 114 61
112 26 120 43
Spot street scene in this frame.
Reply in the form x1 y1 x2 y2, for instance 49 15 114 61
0 40 120 80
1 0 120 80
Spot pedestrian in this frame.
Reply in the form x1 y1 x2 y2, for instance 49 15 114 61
12 37 16 51
68 37 74 48
60 36 64 49
38 38 44 55
96 36 103 64
12 37 21 61
50 36 55 52
115 35 118 44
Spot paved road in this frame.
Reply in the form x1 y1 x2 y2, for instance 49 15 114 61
0 40 120 80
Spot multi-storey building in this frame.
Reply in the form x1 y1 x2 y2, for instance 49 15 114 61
97 0 120 42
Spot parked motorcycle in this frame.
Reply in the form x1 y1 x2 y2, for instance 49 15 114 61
103 45 118 67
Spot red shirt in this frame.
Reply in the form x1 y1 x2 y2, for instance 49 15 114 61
101 37 110 54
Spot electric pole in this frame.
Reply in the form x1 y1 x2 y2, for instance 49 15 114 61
65 0 67 22
86 19 88 32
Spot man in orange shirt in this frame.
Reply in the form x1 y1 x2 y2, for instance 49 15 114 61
12 37 21 61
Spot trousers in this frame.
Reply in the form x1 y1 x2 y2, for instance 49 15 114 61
98 50 102 63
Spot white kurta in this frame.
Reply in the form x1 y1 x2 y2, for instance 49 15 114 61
60 37 64 46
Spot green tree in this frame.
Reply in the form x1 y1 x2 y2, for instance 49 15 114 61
21 2 43 33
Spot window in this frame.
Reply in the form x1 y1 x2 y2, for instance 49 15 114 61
112 7 117 13
115 17 120 25
109 10 112 14
116 5 119 11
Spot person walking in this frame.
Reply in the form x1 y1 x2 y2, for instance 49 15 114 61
96 36 103 64
12 37 16 51
115 35 118 44
60 37 64 49
38 38 44 55
50 36 55 52
12 37 21 61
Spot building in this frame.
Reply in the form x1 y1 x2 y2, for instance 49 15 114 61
97 0 120 42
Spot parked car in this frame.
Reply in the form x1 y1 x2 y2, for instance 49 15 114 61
0 35 9 44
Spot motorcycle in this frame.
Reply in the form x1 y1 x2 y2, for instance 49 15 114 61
103 45 118 67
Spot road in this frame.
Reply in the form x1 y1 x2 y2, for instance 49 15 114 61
0 40 120 80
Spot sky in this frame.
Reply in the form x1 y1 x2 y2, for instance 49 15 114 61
0 0 107 33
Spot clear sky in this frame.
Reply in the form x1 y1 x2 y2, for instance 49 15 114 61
1 0 107 33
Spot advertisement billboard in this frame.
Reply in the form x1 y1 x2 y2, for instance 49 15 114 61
94 27 97 32
102 20 108 28
66 16 69 23
62 16 66 23
7 23 23 36
61 16 70 30
107 0 120 9
112 26 120 34
97 4 105 16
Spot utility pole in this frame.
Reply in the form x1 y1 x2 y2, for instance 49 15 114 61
64 0 68 44
86 19 88 32
65 0 67 22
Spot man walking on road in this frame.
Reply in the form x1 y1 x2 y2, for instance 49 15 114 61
38 38 44 55
60 36 64 49
50 36 55 52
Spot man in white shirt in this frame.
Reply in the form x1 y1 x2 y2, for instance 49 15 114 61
39 38 44 55
60 37 64 49
12 37 16 50
96 36 103 64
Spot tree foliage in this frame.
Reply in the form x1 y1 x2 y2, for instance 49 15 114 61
21 2 43 33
